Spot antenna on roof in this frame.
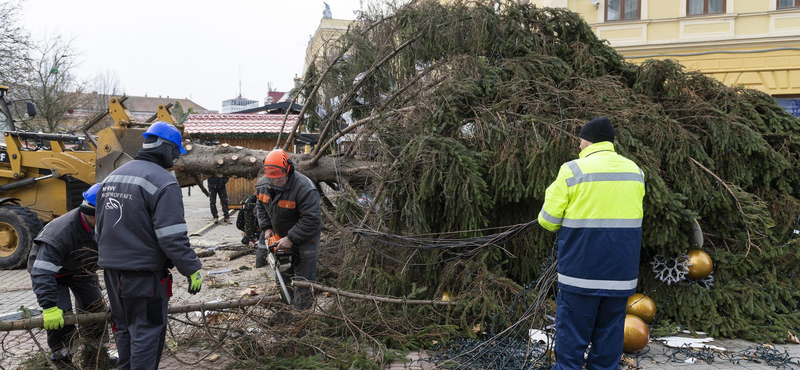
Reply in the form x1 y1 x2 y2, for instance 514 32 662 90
238 64 242 98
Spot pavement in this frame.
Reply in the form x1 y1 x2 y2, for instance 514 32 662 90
389 338 800 369
0 186 798 369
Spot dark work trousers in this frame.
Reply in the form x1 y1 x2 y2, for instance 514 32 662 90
209 187 230 220
104 269 172 370
552 290 627 370
285 239 319 310
47 275 106 355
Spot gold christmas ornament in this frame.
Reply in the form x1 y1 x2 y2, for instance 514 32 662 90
623 314 649 353
626 293 657 324
685 249 714 280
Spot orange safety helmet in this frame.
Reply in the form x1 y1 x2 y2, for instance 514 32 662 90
263 149 293 178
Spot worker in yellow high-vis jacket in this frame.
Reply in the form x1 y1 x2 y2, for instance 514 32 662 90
538 117 645 370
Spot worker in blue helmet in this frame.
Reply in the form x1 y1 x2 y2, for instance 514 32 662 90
142 120 187 154
96 121 202 369
28 183 117 368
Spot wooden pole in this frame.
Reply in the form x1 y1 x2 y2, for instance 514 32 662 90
0 295 281 332
292 281 457 306
225 249 254 261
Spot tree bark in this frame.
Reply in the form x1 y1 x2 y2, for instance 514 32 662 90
292 281 457 306
174 143 381 184
0 295 281 331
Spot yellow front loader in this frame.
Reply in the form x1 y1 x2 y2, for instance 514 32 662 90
0 87 181 268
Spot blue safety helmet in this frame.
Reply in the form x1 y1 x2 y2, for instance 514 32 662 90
142 121 187 154
82 183 101 207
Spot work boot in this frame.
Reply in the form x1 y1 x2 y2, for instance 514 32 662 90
49 352 75 370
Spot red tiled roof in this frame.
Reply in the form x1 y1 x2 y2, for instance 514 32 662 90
267 91 287 103
184 114 298 135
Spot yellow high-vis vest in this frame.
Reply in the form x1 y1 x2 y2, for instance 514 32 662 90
538 141 645 297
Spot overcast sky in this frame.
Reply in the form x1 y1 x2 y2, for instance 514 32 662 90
21 0 364 112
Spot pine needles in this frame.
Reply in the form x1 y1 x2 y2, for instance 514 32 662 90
308 0 800 350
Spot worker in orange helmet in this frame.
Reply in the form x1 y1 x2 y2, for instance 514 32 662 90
255 149 322 310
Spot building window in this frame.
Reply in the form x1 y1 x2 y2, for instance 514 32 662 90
779 0 800 9
687 0 725 15
606 0 640 21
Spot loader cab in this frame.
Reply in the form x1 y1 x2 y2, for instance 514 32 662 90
0 85 36 132
0 86 14 132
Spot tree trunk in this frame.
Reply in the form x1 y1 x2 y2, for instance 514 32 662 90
0 295 281 331
174 143 382 184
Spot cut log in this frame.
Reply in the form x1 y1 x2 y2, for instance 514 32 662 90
195 249 216 258
225 249 254 261
173 143 380 184
0 295 282 331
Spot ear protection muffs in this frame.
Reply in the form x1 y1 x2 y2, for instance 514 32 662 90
286 157 295 177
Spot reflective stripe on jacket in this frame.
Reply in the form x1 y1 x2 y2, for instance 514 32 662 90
96 160 201 276
538 141 645 297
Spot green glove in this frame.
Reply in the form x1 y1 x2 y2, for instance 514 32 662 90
188 270 202 295
42 307 64 330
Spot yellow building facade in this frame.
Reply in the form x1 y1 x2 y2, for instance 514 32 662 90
304 18 354 75
531 0 800 100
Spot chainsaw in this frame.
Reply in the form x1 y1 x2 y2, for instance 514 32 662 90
267 234 293 304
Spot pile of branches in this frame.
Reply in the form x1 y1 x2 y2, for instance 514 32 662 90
171 0 800 366
300 0 800 346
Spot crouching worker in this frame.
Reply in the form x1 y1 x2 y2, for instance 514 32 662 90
256 149 322 310
28 183 117 369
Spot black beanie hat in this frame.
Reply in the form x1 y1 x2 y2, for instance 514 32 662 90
79 200 96 216
579 117 615 143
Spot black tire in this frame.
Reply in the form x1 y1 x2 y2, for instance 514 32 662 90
0 204 43 269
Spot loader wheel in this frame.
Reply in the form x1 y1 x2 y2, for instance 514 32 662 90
0 205 43 269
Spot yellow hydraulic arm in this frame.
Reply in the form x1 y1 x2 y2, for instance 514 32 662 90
95 97 180 181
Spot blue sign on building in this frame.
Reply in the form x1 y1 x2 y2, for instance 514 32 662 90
776 99 800 118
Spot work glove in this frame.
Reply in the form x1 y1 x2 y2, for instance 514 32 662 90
277 236 293 250
42 307 64 330
187 270 202 295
